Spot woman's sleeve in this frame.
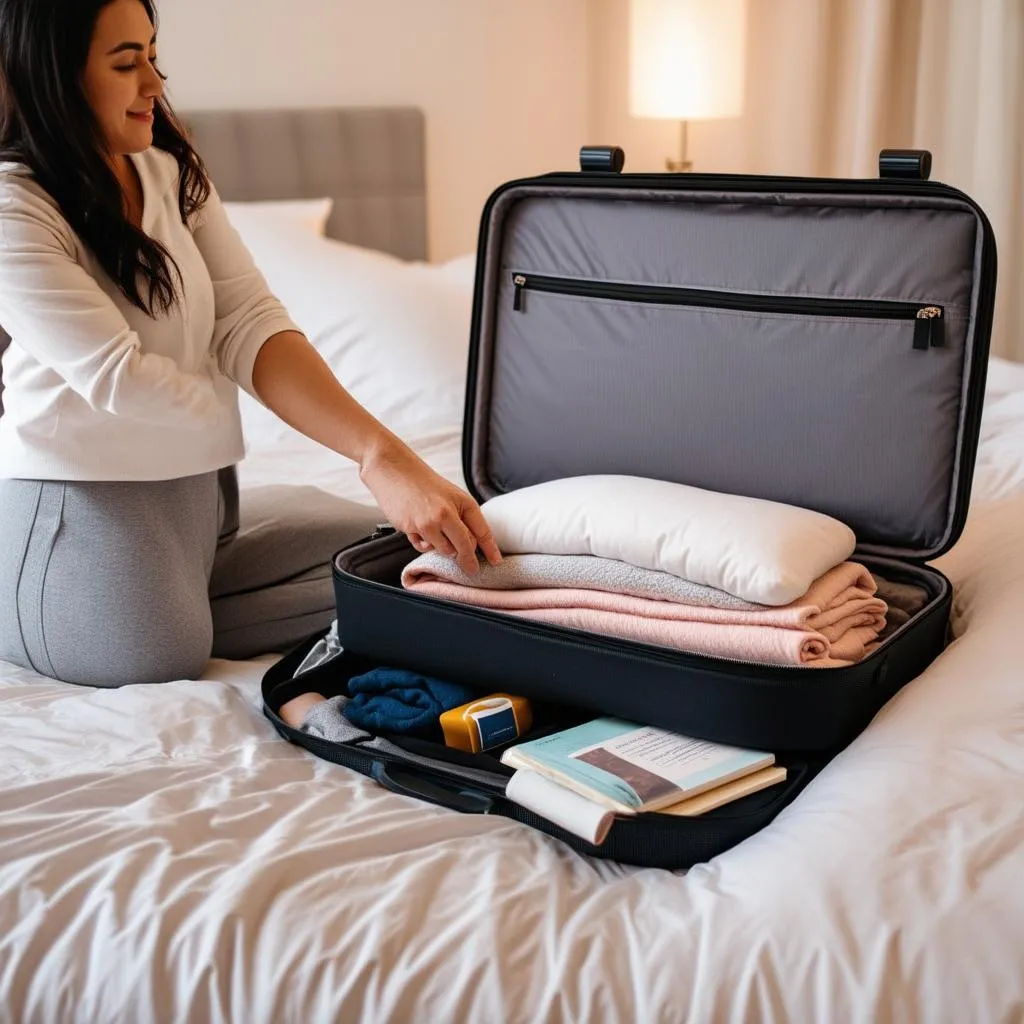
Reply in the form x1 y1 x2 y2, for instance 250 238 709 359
189 184 301 402
0 183 221 429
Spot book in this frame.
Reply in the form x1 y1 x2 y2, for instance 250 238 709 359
504 763 789 846
654 765 788 816
501 718 774 816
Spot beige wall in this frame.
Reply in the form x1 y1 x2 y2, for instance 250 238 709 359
161 0 1021 360
586 0 678 171
587 0 904 177
159 0 590 261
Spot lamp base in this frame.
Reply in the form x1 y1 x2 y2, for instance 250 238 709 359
666 120 692 173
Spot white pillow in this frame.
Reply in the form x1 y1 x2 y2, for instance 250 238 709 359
480 475 857 606
229 215 475 448
223 197 334 237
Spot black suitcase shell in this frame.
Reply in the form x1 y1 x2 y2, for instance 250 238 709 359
265 152 996 867
330 157 995 752
262 633 823 869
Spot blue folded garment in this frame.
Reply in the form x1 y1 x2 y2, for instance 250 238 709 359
343 668 476 735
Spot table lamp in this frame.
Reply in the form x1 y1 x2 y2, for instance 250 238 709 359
629 0 747 171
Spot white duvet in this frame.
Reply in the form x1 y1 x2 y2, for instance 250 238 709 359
1 336 1022 1022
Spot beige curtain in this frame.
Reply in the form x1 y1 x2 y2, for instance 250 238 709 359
591 0 1024 360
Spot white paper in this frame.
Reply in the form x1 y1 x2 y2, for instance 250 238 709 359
505 770 617 846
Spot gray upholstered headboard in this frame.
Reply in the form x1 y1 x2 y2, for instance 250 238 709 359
182 106 428 261
0 106 428 415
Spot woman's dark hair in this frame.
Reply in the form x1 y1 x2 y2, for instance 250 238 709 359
0 0 210 316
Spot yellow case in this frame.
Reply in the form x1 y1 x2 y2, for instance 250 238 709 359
439 694 533 753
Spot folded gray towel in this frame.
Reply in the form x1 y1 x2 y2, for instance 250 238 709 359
301 695 370 745
402 551 763 611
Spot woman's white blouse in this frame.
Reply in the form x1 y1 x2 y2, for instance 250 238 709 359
0 146 298 480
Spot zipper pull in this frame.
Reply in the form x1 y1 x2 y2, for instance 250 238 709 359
914 306 944 350
369 522 396 540
512 274 526 312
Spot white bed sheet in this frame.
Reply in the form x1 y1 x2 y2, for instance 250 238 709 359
1 360 1022 1023
237 425 466 506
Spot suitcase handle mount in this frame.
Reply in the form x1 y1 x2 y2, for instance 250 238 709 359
879 149 932 180
579 146 625 173
578 145 932 181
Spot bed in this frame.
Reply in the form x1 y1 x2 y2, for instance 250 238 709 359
1 108 1022 1023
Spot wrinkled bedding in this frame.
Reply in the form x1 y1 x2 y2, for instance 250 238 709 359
0 359 1022 1023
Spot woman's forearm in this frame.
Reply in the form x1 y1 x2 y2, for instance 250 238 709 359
250 328 502 573
250 329 400 469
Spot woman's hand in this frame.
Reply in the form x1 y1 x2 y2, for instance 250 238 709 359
359 436 502 575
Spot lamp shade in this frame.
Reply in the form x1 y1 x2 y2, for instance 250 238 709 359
629 0 747 121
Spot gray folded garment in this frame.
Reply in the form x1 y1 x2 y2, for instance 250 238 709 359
402 551 764 611
301 695 370 745
873 575 931 638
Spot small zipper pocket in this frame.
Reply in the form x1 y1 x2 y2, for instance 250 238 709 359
511 272 946 350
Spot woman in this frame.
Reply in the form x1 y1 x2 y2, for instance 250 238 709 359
0 0 500 686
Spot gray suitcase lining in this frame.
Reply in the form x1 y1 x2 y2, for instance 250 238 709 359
465 186 987 562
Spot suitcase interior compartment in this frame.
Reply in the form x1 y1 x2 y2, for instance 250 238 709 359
266 642 592 772
466 185 993 562
262 632 818 869
331 533 951 751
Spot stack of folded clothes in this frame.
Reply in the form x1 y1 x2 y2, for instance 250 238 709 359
402 475 893 668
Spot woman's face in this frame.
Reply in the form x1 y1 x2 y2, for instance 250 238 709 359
81 0 164 160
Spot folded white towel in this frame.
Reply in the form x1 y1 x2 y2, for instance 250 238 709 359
479 475 857 606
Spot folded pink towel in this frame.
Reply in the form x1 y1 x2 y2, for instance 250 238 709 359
402 557 887 667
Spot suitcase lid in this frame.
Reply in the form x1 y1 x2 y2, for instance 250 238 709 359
461 159 996 563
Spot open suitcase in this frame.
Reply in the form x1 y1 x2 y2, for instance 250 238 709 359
263 147 996 869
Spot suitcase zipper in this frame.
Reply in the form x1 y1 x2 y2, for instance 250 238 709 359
511 273 946 350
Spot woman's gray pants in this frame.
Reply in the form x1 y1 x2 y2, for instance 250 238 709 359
0 467 380 686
